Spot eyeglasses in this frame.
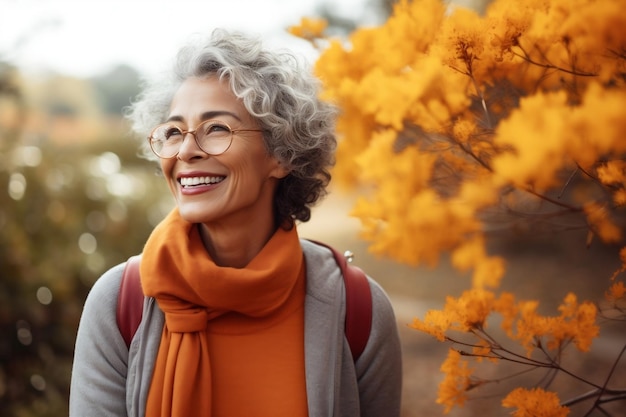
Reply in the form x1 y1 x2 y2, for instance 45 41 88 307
147 119 264 159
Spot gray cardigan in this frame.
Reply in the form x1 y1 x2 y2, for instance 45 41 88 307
70 240 402 416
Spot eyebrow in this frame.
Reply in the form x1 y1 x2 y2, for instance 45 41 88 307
166 110 242 123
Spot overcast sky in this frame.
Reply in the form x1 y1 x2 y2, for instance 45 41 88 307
0 0 370 78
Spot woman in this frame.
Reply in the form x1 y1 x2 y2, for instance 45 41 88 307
70 29 402 417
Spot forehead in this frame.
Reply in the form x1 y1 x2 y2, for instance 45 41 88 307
168 76 250 123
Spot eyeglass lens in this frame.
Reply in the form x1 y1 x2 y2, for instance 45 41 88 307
150 120 233 158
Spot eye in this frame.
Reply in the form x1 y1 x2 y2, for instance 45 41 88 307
163 125 183 140
201 121 232 137
153 124 183 141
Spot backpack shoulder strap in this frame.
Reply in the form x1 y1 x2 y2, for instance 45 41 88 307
310 241 373 361
116 255 144 349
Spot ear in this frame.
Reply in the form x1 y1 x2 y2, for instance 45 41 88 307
269 159 290 180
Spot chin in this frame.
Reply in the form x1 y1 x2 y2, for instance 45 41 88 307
176 205 213 224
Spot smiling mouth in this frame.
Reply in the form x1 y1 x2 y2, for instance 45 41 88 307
179 176 226 188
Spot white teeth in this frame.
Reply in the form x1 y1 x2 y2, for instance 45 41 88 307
180 176 225 187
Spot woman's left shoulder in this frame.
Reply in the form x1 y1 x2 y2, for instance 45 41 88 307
301 239 395 311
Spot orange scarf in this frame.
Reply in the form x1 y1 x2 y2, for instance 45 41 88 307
140 208 306 417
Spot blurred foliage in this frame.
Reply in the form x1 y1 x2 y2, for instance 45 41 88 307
0 61 172 416
91 65 142 116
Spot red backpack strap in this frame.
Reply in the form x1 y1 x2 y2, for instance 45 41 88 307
311 241 373 361
116 255 144 349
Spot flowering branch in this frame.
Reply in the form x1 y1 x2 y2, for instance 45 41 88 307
289 0 626 414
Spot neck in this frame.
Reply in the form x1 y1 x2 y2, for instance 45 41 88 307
198 219 279 268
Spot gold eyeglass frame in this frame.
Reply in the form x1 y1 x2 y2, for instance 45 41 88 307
147 119 264 159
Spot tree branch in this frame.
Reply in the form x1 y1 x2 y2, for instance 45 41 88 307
514 42 598 77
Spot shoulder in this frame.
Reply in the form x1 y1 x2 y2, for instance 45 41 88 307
367 279 398 338
78 261 129 334
300 239 336 265
301 239 398 338
84 262 125 310
74 261 133 367
301 239 393 308
301 239 345 300
70 262 130 415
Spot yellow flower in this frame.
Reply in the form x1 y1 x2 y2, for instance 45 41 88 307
569 302 598 352
606 281 626 303
597 160 626 186
502 387 570 417
493 292 518 335
448 288 496 331
413 288 498 338
613 190 626 206
431 6 487 80
583 202 622 243
287 17 327 41
554 293 599 352
511 293 599 354
410 311 449 342
492 90 573 190
472 339 498 363
437 349 474 413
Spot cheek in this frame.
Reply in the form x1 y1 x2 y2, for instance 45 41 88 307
160 159 173 177
160 160 177 189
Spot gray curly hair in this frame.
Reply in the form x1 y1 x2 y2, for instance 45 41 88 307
125 28 337 228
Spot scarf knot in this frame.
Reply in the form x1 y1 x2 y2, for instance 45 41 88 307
163 308 210 333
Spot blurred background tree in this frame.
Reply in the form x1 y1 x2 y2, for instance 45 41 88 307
0 59 172 416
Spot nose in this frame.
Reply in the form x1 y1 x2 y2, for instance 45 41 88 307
176 131 207 160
